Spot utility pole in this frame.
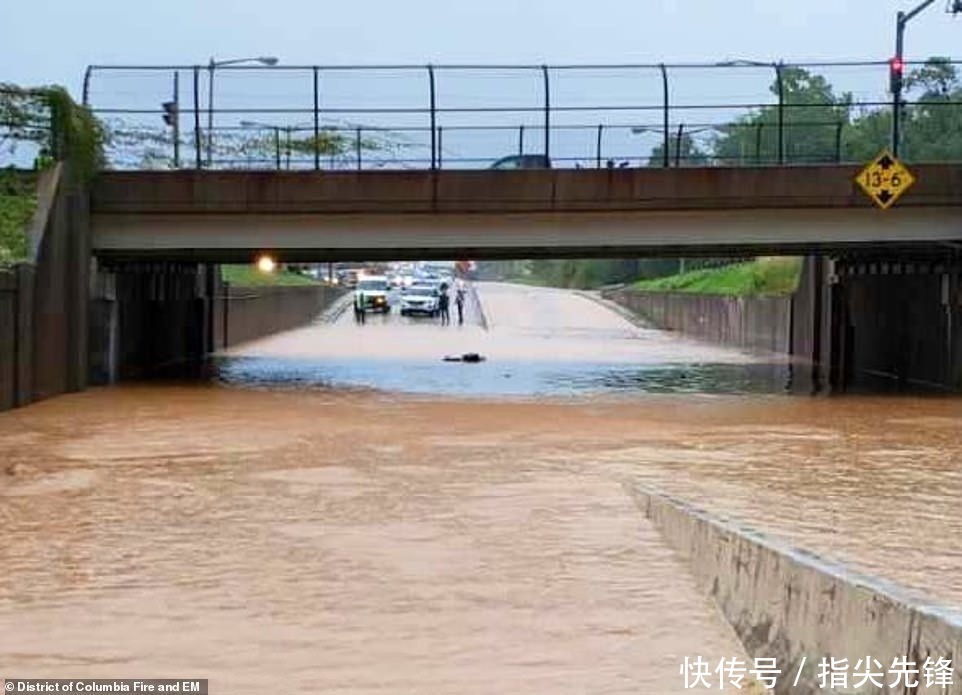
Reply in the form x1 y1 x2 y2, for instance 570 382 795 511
162 72 180 168
891 0 937 156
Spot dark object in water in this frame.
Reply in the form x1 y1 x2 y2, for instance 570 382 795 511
443 353 486 363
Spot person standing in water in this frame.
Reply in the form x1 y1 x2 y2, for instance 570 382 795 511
354 289 366 325
437 283 451 326
455 284 466 326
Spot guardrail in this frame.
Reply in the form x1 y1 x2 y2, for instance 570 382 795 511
81 60 962 170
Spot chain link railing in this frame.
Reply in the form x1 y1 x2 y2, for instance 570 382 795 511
81 60 962 171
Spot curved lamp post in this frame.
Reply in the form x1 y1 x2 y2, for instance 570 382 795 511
207 56 279 167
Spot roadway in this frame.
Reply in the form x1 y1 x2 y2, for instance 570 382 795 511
222 281 762 375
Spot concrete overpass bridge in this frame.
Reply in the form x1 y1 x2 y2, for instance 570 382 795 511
70 59 962 394
91 165 962 262
83 163 962 395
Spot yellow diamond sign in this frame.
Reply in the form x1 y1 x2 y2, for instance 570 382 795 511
856 150 916 210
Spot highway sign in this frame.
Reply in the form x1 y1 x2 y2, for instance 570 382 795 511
856 150 916 210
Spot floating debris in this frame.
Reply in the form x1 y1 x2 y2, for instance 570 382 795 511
443 353 486 363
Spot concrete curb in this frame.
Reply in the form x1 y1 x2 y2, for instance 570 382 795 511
632 486 962 695
315 290 353 325
468 282 489 331
574 289 657 329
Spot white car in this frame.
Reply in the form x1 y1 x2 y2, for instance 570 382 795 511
355 276 391 313
400 285 440 316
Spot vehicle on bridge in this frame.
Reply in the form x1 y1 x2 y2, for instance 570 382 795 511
490 154 551 170
336 268 361 288
355 275 392 313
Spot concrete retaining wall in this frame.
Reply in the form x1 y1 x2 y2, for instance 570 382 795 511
635 488 962 695
214 283 347 349
603 287 792 355
0 165 89 412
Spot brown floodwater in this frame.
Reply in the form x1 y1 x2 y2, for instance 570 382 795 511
0 389 755 694
2 282 960 692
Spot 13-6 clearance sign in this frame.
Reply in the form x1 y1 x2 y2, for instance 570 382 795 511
856 150 916 210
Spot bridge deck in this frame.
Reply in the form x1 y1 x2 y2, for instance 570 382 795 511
91 166 962 262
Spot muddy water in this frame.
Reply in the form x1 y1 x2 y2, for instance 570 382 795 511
0 390 752 693
588 396 962 608
2 281 961 691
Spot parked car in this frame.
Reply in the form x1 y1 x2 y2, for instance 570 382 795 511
400 284 440 316
355 276 391 313
337 269 360 288
489 154 551 170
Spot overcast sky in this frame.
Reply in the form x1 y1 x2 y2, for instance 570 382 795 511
3 0 962 96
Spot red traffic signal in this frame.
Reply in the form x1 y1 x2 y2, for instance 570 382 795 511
889 56 905 94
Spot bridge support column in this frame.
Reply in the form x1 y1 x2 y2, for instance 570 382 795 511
88 260 119 385
808 252 962 393
790 255 841 394
88 261 215 381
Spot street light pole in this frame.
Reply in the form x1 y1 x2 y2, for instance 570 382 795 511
206 55 279 168
207 58 215 167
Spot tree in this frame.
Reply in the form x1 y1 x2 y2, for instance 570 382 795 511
712 67 851 165
647 133 709 167
901 58 962 162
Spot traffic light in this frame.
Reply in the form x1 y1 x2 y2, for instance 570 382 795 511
162 100 178 127
889 56 905 95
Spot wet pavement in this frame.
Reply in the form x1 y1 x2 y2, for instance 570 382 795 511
1 281 961 691
217 282 790 397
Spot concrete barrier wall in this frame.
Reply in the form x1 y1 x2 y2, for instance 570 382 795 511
0 165 89 412
603 288 792 355
214 283 347 349
635 488 962 695
0 266 32 411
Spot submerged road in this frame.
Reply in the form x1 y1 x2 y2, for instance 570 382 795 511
218 282 778 397
1 282 960 692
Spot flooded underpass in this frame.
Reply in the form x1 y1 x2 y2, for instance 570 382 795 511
2 281 960 692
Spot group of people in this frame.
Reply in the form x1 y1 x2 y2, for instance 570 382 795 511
437 281 467 327
353 280 467 326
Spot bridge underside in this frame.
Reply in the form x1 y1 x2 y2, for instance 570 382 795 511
91 208 962 263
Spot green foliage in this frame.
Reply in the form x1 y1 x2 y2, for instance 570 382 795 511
713 67 852 165
0 84 105 181
647 133 709 167
711 59 962 166
633 257 802 296
221 264 318 287
44 86 106 180
900 58 962 162
514 259 642 289
0 170 36 265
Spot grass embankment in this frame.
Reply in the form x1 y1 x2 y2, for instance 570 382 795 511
633 257 802 296
221 265 319 287
0 172 36 266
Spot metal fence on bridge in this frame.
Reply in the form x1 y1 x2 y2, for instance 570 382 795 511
81 60 962 171
0 87 56 169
